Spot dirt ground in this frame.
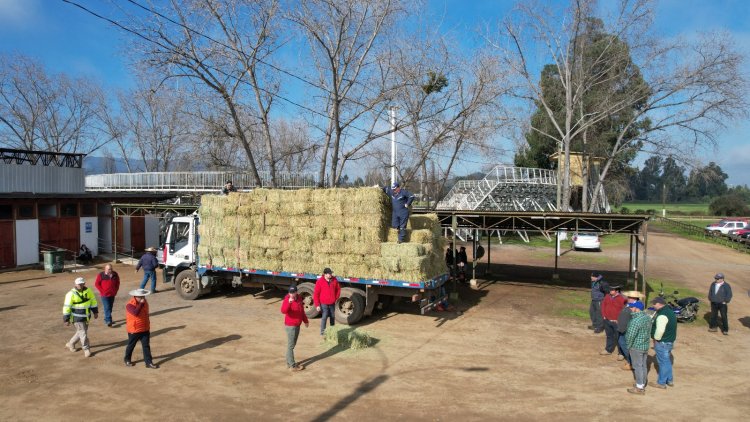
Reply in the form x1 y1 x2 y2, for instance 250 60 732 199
1 230 749 421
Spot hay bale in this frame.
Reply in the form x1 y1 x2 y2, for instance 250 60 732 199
408 214 439 230
324 326 374 350
380 243 426 257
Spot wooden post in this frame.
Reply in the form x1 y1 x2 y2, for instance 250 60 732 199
641 221 649 298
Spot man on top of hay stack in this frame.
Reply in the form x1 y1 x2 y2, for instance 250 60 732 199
380 182 415 244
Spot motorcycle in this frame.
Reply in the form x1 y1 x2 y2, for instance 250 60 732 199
650 283 700 323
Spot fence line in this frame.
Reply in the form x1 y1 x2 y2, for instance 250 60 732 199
654 216 750 254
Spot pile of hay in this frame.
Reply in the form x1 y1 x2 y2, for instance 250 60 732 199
198 187 446 282
323 326 374 350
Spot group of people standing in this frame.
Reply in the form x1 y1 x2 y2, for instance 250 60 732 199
281 267 342 371
588 272 677 394
589 271 734 395
62 264 158 369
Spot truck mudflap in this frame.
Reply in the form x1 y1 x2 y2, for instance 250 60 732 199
197 265 449 289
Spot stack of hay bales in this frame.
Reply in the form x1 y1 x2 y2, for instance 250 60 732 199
197 187 446 282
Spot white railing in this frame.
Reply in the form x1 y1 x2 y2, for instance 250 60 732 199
85 171 318 192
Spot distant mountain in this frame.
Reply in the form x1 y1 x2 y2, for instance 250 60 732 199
83 156 146 175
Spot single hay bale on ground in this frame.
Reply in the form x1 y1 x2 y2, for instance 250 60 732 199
324 326 374 349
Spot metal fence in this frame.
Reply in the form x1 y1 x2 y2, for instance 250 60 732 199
85 171 319 192
654 216 750 254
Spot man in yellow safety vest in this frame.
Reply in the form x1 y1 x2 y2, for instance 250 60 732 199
63 277 99 357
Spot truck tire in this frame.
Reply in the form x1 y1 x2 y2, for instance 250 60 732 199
335 287 365 325
175 269 202 300
296 282 320 319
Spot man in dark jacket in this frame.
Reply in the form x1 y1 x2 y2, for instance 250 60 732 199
314 267 341 336
708 273 733 335
588 272 609 333
136 247 159 293
381 182 415 243
221 180 237 195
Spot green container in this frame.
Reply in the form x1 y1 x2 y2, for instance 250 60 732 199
43 250 65 274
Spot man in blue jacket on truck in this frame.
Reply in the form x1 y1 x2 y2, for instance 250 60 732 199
381 182 415 243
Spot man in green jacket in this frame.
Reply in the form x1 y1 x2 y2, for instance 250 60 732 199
62 277 98 358
650 296 677 389
625 301 651 395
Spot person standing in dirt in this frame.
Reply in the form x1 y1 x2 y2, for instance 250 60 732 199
626 301 651 395
62 277 98 358
94 263 120 327
600 284 626 356
588 272 609 333
380 182 415 244
708 273 733 335
617 291 644 371
650 297 677 389
124 289 159 369
281 285 309 371
136 247 159 293
314 267 341 336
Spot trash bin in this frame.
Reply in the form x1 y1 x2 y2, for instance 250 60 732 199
43 250 65 274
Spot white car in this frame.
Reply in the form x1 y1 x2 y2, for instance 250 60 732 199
705 220 747 236
572 232 601 251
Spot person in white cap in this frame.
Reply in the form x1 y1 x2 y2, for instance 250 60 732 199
124 289 158 369
136 247 159 293
62 277 98 357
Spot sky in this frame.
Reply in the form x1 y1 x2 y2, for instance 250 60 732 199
1 0 749 186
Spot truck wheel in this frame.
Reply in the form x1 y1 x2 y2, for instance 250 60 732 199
297 282 320 319
175 270 202 300
335 287 365 325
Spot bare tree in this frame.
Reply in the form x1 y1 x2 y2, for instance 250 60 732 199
493 0 748 211
130 0 285 185
288 0 406 187
0 54 107 154
112 83 192 172
387 32 512 204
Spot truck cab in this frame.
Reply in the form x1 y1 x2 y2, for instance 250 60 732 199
162 215 200 298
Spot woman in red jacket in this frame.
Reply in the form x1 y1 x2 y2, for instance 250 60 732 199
94 264 120 327
281 285 309 371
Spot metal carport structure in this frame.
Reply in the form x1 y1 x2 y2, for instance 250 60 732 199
421 210 651 295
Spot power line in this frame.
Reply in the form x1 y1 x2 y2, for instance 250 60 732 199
61 0 502 167
120 0 509 157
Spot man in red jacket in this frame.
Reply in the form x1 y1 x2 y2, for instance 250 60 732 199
94 264 120 327
600 284 626 357
314 267 341 336
124 289 159 369
281 285 309 371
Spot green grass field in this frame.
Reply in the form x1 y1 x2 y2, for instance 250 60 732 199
621 202 710 214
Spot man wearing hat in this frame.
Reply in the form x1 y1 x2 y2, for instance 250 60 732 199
62 277 99 357
381 182 415 244
281 285 309 371
588 272 609 333
600 284 626 356
617 291 644 370
314 267 341 336
136 247 159 293
708 273 733 335
124 289 158 369
625 300 651 395
650 296 677 389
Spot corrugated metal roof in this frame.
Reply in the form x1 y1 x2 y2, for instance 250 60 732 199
0 163 85 194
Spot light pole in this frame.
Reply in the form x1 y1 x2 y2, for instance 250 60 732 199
390 106 397 186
